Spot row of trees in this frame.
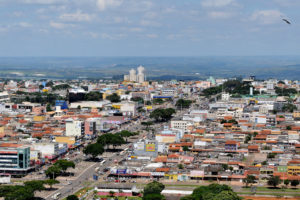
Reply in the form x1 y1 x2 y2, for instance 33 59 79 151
84 130 138 159
243 175 300 188
46 159 75 179
0 179 60 200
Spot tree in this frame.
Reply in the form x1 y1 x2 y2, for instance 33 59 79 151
153 98 164 105
143 181 165 196
267 176 282 188
66 195 79 200
290 180 299 188
97 133 125 149
106 93 120 103
267 153 277 159
54 160 75 174
141 121 153 128
222 164 229 171
109 190 115 197
131 97 144 103
282 103 297 112
182 146 189 152
150 108 175 122
24 180 45 192
178 164 184 169
211 190 241 200
46 165 62 179
287 125 292 130
261 161 268 166
243 175 256 188
84 91 103 101
284 179 290 187
143 193 165 200
83 143 104 159
176 99 192 109
46 104 52 112
43 179 60 189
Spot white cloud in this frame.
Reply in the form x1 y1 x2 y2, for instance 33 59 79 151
86 32 99 38
100 33 126 40
140 20 161 27
49 21 75 29
129 27 143 32
20 0 66 4
59 10 94 22
251 10 283 24
144 12 157 19
19 22 32 27
201 0 235 7
96 0 123 11
146 34 158 38
208 11 234 19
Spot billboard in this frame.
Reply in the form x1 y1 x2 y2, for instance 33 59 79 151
146 144 155 152
135 142 144 151
116 169 127 174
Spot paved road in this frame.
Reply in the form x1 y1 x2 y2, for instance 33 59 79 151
45 119 148 200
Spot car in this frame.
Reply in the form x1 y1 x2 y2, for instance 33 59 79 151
103 168 110 172
121 180 126 183
67 181 72 185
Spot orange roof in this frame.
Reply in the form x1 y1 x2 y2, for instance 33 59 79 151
0 143 21 147
223 123 233 127
248 145 259 149
225 140 239 145
155 168 170 172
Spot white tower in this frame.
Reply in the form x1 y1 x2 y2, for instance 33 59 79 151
137 65 145 83
129 69 137 82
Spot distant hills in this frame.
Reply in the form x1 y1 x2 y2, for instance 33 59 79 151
0 56 300 80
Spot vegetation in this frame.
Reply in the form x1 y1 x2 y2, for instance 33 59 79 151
267 153 277 159
243 175 256 188
150 108 176 122
176 99 192 109
52 84 71 91
0 179 59 200
153 98 164 105
180 183 241 200
97 133 126 149
106 93 121 103
282 103 297 112
131 97 144 103
84 91 103 101
267 176 282 188
83 143 104 159
46 160 75 179
291 180 299 187
143 181 165 200
66 195 79 200
275 87 297 96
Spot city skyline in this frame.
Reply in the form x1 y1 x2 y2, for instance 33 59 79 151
0 0 300 57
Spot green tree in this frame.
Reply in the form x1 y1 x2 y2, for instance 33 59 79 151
46 165 62 179
178 164 184 169
182 146 189 151
286 125 292 130
83 143 104 159
54 160 75 174
143 181 165 196
176 99 192 109
24 180 45 192
243 175 256 188
66 195 79 200
153 98 164 105
84 91 103 101
267 176 282 188
106 93 121 103
282 103 297 112
211 190 241 200
284 179 290 187
131 97 144 103
290 180 299 187
143 193 165 200
46 104 52 112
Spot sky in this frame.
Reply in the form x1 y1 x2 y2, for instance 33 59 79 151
0 0 300 56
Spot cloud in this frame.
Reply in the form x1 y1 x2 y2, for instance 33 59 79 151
100 33 126 39
251 10 283 24
208 11 234 19
86 32 99 38
49 21 75 29
201 0 235 7
146 34 158 38
96 0 123 11
20 0 66 4
19 22 32 27
140 20 161 27
59 10 94 22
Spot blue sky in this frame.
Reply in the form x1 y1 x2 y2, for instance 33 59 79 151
0 0 300 56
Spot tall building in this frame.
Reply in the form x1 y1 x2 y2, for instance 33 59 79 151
129 69 137 82
124 66 146 83
137 65 145 83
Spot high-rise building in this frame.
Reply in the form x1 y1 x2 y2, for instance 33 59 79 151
129 69 137 82
124 66 146 83
137 65 145 83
